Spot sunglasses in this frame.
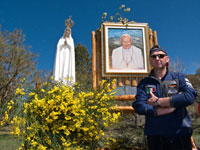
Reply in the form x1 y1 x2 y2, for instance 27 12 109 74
150 54 166 59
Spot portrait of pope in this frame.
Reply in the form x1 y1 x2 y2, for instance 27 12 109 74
107 29 145 71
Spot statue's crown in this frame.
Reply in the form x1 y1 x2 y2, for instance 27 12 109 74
65 16 74 29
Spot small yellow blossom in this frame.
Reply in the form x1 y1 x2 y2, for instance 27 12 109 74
41 89 45 92
15 88 25 95
50 76 54 80
28 92 35 96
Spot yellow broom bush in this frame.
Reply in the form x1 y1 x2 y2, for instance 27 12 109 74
1 78 120 150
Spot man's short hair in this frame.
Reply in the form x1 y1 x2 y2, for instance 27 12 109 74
149 45 167 55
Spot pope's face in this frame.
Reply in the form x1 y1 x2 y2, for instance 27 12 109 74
121 36 132 49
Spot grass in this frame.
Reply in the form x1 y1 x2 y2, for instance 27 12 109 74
0 126 22 150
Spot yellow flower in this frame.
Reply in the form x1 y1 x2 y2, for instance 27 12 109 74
4 112 8 121
104 122 109 127
15 88 25 95
59 126 66 130
41 89 45 92
28 92 35 96
7 105 12 111
27 136 31 141
64 129 70 136
95 136 100 140
10 100 14 104
111 138 117 143
21 92 25 95
18 147 23 150
15 127 20 136
31 140 38 147
63 142 71 147
38 144 47 150
50 76 54 80
20 77 26 83
60 136 66 142
91 106 97 109
88 100 94 103
65 116 71 121
82 127 89 132
99 130 105 136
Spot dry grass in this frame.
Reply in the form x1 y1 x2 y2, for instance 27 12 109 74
0 126 22 150
192 117 200 148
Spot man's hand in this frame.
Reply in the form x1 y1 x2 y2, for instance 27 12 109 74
147 92 176 116
147 92 171 107
147 92 158 107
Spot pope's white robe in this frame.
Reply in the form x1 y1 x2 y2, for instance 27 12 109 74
111 45 144 70
53 33 75 85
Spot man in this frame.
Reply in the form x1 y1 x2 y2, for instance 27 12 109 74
111 34 144 70
132 45 197 150
53 27 75 85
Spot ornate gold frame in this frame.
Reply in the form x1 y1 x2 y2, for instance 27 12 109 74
101 22 150 77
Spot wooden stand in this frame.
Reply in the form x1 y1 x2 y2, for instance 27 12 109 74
91 24 158 113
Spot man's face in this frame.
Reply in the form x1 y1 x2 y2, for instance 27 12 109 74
150 51 169 70
121 36 132 49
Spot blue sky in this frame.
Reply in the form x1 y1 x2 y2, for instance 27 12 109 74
0 0 200 74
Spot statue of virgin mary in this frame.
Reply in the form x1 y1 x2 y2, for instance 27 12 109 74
53 18 75 85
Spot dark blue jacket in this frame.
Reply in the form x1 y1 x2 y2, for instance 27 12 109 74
132 70 197 136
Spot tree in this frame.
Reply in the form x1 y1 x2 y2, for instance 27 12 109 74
187 74 200 97
196 67 200 75
75 43 92 90
168 57 185 73
0 28 40 115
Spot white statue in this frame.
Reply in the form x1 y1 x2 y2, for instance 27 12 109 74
53 18 75 85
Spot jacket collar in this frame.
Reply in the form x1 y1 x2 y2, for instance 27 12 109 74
149 69 169 81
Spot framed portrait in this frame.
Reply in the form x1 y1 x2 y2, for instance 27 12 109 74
101 22 150 77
